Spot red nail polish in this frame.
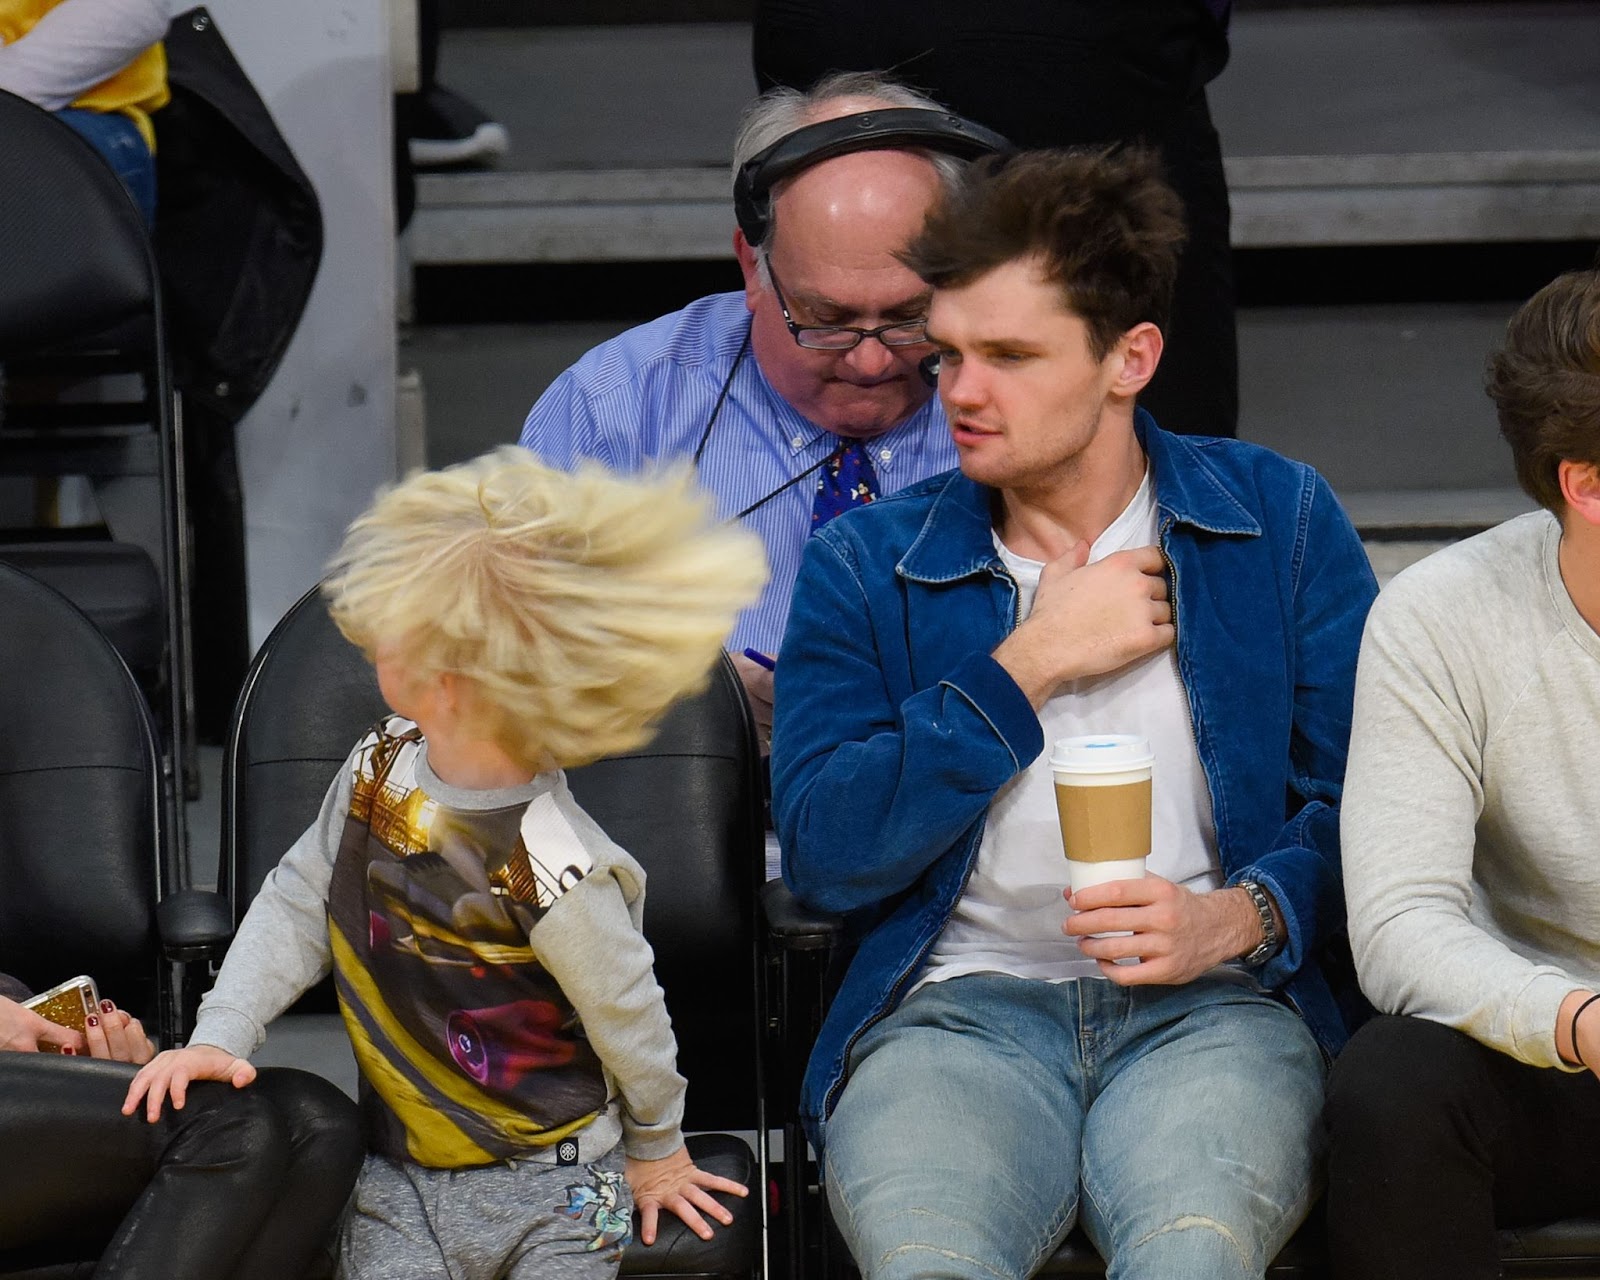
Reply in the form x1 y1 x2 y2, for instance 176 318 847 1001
61 1045 75 1055
87 1015 99 1028
101 999 115 1013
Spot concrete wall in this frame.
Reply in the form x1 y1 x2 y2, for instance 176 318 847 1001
204 0 398 646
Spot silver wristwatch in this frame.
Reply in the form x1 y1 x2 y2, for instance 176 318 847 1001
1237 879 1280 967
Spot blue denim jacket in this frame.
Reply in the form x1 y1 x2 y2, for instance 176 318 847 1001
771 415 1378 1147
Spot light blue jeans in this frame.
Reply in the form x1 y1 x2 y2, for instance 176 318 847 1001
824 973 1326 1280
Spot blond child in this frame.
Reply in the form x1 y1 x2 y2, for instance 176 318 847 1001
125 449 767 1280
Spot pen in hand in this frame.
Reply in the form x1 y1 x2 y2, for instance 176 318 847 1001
741 648 776 672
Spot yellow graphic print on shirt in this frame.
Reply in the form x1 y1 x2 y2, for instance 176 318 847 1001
328 719 608 1168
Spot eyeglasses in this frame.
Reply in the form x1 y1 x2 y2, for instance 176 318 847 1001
767 263 929 351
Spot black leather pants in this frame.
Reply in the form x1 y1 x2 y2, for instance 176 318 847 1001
0 1057 364 1280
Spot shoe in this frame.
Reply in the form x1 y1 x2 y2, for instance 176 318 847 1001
407 85 509 169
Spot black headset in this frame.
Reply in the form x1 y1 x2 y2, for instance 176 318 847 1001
733 107 1011 246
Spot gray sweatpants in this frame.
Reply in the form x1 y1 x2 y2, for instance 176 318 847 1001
338 1147 632 1280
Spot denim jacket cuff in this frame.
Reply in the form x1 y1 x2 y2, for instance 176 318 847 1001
1227 863 1305 990
939 652 1045 773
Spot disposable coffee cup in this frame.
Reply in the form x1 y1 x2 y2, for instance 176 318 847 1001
1050 735 1154 896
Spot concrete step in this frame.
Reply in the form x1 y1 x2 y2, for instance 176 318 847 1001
1235 300 1519 494
1340 490 1532 537
413 5 1600 265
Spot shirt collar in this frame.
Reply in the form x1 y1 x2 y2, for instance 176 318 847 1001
898 411 1260 585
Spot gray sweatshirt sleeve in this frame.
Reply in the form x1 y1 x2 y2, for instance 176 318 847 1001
0 0 180 110
188 761 354 1059
1342 575 1583 1069
531 865 687 1162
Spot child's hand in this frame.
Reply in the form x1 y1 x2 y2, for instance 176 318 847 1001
625 1146 748 1244
122 1045 256 1122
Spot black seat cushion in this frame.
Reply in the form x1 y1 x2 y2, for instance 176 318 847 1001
0 543 163 674
1503 1216 1600 1260
620 1133 759 1277
1005 1209 1600 1277
833 1199 1600 1278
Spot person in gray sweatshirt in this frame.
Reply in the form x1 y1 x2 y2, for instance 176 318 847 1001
1327 266 1600 1280
121 449 765 1280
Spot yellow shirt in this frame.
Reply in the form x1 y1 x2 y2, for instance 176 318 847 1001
0 0 168 148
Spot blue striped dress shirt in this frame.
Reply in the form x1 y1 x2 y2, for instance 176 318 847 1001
519 291 959 656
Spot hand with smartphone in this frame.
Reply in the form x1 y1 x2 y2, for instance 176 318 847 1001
3 975 155 1062
1 992 84 1053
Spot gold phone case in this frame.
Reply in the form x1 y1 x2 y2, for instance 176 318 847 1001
23 975 100 1051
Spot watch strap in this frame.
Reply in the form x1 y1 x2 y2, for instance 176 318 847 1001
1238 879 1279 967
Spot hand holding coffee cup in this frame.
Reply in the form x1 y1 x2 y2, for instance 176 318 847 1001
1051 735 1153 887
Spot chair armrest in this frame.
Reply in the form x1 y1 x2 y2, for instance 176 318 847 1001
157 888 234 963
761 879 844 952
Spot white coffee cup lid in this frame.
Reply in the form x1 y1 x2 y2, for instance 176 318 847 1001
1049 734 1155 773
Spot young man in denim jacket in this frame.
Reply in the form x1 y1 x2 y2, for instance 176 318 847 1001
770 149 1377 1280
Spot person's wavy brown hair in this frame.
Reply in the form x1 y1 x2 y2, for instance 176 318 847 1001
900 146 1187 359
1486 267 1600 512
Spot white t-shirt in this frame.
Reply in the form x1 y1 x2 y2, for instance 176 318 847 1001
915 469 1224 990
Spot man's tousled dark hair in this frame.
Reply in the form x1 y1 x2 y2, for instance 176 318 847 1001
900 147 1187 359
1485 266 1600 513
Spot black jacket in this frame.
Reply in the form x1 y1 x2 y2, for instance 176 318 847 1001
154 7 322 425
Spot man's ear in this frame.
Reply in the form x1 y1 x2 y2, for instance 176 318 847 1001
734 229 764 311
1558 459 1600 528
1110 322 1164 398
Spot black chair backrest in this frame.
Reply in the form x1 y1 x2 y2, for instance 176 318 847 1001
224 586 765 1132
0 89 157 356
0 565 163 1020
566 649 765 1135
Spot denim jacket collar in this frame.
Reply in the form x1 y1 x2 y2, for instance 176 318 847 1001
897 410 1260 586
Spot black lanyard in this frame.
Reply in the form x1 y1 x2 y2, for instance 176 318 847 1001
692 321 838 520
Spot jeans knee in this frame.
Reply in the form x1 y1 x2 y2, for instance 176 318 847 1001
1121 1211 1258 1278
828 1156 1056 1280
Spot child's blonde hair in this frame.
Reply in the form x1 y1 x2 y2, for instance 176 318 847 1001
323 448 767 769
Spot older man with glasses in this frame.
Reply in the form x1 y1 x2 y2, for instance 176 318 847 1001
519 72 1002 745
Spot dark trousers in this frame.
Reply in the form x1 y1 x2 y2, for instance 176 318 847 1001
752 0 1238 437
0 1058 364 1280
1326 1015 1600 1280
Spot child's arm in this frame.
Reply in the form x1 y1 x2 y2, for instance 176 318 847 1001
530 853 748 1242
532 864 686 1151
120 755 358 1122
185 762 356 1059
